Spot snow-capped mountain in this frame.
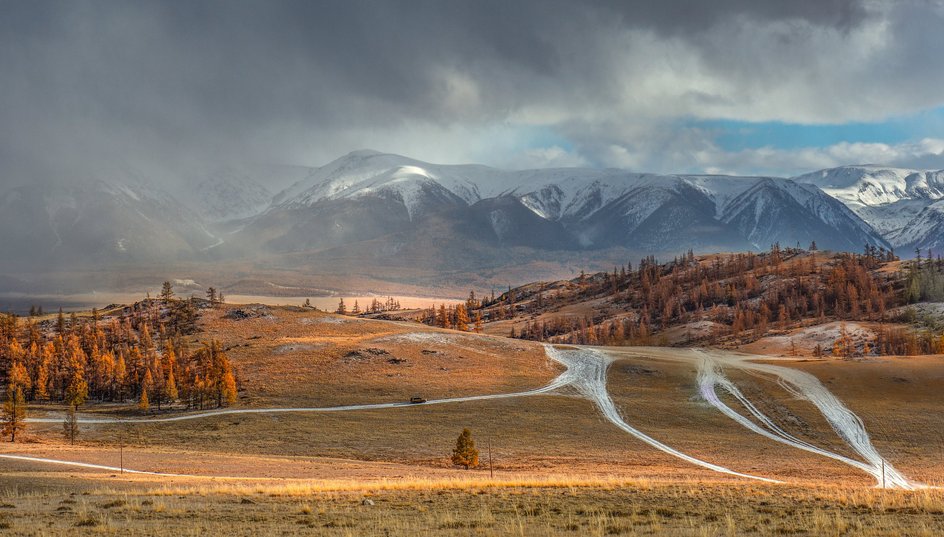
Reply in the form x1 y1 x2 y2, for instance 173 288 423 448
0 177 215 269
794 165 944 206
193 172 272 222
892 199 944 254
7 151 938 285
793 166 944 250
189 164 317 222
239 150 888 256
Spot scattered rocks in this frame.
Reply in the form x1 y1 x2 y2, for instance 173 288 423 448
344 348 391 361
224 305 273 320
387 357 406 364
361 498 375 506
275 343 324 354
623 365 661 377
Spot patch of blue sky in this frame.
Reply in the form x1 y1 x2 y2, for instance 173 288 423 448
694 106 944 151
513 124 576 152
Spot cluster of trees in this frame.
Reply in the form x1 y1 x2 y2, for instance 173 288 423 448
418 292 486 332
819 321 944 358
905 250 944 303
463 245 944 355
335 297 402 315
421 303 484 332
498 246 904 345
1 288 238 441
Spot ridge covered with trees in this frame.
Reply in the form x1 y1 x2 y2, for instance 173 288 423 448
420 246 944 356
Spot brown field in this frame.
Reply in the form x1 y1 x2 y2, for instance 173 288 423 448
4 305 944 535
2 472 944 536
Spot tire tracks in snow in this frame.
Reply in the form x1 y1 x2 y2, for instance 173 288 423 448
544 345 780 483
694 349 917 489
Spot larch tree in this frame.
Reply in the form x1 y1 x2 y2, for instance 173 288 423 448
138 385 150 413
451 428 480 469
62 403 79 445
2 383 26 442
160 281 175 304
221 369 237 406
455 304 470 331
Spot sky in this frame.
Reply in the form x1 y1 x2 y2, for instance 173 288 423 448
2 0 944 187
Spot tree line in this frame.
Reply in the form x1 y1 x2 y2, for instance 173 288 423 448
1 284 238 441
460 245 944 355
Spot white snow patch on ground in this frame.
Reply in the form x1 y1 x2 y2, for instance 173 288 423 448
298 316 352 325
753 322 874 354
376 332 467 345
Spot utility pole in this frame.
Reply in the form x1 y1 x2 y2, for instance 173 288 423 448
488 437 493 479
119 420 124 475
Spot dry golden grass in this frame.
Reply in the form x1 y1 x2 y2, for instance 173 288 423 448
193 306 560 407
3 473 944 536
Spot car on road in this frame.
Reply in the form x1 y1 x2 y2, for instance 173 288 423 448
409 396 427 404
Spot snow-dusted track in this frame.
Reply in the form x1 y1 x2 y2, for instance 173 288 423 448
694 349 916 489
544 345 779 483
0 453 189 477
608 346 918 490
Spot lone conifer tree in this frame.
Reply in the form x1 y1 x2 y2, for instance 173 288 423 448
2 384 26 442
63 404 79 445
160 281 175 304
451 428 479 469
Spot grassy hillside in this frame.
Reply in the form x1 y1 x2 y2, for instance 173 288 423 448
414 247 944 356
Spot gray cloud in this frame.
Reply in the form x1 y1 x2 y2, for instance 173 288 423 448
1 0 942 187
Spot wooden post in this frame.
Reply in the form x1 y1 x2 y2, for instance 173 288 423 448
119 421 124 475
488 437 493 479
882 460 885 489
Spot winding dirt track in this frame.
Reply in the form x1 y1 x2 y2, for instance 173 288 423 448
610 347 921 489
13 344 919 487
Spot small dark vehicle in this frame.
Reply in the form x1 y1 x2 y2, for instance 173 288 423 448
409 396 427 404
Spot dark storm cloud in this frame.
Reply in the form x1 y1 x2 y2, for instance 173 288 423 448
0 0 941 184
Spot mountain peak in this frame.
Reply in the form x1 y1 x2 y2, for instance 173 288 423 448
342 149 387 159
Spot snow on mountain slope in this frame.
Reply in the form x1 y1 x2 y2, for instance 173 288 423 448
252 151 888 255
891 199 944 253
793 165 944 206
270 151 654 223
193 169 275 222
272 150 511 208
717 178 885 251
0 177 213 268
793 166 944 249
